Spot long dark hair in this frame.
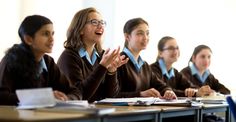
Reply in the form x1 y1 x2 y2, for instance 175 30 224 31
5 15 52 88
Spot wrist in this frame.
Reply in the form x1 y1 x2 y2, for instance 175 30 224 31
107 71 116 75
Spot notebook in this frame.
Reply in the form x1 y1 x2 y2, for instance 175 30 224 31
96 97 203 107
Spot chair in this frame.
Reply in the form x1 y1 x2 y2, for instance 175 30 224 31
226 96 236 120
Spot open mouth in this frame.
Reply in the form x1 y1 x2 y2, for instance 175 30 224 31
95 31 103 35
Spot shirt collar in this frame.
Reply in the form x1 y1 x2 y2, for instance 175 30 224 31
39 58 47 74
190 63 210 83
79 47 99 65
158 58 175 79
123 47 144 71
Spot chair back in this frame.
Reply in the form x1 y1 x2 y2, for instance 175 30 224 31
226 96 236 120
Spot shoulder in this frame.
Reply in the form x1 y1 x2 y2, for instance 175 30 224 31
58 48 81 63
180 66 190 73
4 44 33 68
150 61 158 67
60 48 79 57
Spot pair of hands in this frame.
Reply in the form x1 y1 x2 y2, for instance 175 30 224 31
185 85 214 97
100 46 129 73
140 88 177 100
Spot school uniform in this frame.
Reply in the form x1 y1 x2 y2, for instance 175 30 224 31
181 65 230 94
116 48 171 98
57 48 119 102
150 59 196 97
0 44 81 105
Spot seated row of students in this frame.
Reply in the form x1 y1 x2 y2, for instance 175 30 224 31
150 36 230 97
0 7 230 105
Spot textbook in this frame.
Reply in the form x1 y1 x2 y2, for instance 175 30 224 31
195 94 227 104
16 88 115 115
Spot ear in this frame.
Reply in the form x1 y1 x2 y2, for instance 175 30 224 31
158 51 162 58
124 33 129 41
80 30 84 35
191 56 196 62
23 35 33 46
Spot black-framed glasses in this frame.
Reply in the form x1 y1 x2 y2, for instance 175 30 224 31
87 19 106 27
162 46 179 51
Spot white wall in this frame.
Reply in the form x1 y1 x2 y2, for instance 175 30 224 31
1 0 236 94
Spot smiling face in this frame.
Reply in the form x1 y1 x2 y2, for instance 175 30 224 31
80 12 105 47
159 39 180 65
126 23 149 53
192 48 212 72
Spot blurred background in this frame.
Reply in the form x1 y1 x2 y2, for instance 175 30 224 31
0 0 236 94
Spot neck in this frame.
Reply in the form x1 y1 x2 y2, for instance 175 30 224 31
129 48 140 61
165 63 172 71
198 69 205 76
34 53 44 62
85 44 95 58
163 60 173 71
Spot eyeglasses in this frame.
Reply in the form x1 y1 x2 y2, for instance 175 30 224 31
86 19 106 27
162 46 179 51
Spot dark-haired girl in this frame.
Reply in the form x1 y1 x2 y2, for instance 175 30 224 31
116 18 176 99
181 44 230 95
0 15 82 105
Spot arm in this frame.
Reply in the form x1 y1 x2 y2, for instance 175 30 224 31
208 75 230 94
57 49 108 100
45 55 82 100
0 58 19 105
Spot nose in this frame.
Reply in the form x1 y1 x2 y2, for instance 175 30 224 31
49 34 54 42
97 22 105 29
144 33 149 40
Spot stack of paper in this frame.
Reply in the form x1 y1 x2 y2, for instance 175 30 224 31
196 94 226 104
96 97 156 106
16 88 115 115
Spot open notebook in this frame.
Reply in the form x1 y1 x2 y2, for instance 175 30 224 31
16 88 115 115
96 97 203 107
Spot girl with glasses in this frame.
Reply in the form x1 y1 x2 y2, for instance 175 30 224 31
57 7 128 102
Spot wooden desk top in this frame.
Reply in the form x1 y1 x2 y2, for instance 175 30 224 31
96 104 161 115
0 106 94 122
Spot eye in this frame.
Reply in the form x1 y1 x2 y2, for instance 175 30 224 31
91 20 99 25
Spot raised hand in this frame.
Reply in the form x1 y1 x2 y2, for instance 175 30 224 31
99 47 120 69
107 50 129 73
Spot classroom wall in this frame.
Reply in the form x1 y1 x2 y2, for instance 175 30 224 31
1 0 236 94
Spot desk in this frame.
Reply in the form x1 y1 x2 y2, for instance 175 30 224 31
98 105 161 122
0 104 230 122
200 104 230 122
98 104 229 122
158 106 200 122
0 106 100 122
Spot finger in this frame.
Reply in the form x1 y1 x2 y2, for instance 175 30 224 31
152 89 161 98
54 91 68 101
104 48 111 55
